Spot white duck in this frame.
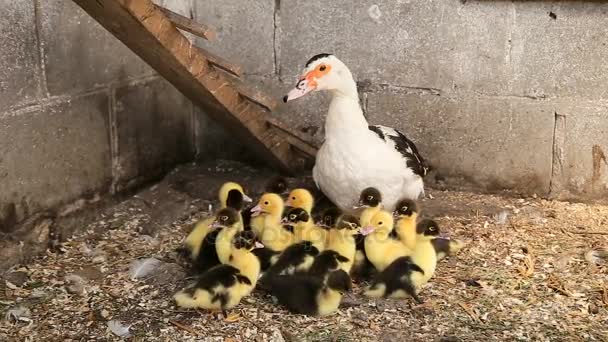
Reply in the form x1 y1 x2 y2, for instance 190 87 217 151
283 53 428 212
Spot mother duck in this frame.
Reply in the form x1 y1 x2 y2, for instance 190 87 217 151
283 53 428 212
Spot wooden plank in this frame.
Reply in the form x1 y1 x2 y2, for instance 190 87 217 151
194 45 242 77
155 5 216 41
71 0 317 173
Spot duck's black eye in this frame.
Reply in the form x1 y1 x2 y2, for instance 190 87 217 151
292 196 296 200
378 221 383 226
319 65 327 71
264 201 269 205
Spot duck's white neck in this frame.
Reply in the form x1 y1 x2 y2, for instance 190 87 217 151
325 75 369 136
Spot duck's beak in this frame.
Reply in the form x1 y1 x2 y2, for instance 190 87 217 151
360 226 375 236
285 198 293 206
242 194 253 203
250 204 263 217
210 220 222 229
283 78 315 102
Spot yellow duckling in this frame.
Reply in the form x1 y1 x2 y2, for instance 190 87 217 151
182 182 251 262
362 210 413 272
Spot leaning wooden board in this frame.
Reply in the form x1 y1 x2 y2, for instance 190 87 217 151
72 0 317 174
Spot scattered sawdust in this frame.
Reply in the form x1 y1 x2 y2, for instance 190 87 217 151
0 171 607 341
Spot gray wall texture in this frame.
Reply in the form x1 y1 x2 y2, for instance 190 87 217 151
1 0 607 241
194 0 608 200
0 0 232 237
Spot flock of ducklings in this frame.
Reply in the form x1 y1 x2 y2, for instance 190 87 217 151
174 179 464 317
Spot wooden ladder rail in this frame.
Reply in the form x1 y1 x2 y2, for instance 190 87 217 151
72 0 317 174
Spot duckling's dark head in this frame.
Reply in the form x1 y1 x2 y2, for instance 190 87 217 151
225 189 244 210
232 230 257 250
358 187 382 208
265 176 289 195
336 215 360 233
327 270 352 293
416 219 440 237
285 207 310 224
319 207 342 228
213 208 240 228
394 198 419 218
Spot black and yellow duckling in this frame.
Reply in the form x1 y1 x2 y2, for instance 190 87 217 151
324 214 361 274
363 256 424 303
410 219 440 287
258 208 321 288
352 187 383 279
249 193 294 270
363 219 440 303
432 237 465 261
362 210 413 272
191 207 244 273
174 230 262 316
181 182 251 263
392 198 464 261
316 207 342 229
392 198 419 251
266 269 352 316
357 187 383 228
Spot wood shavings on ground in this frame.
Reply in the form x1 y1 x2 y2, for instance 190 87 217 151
0 162 607 341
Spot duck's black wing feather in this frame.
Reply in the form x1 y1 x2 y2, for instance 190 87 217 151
368 125 429 177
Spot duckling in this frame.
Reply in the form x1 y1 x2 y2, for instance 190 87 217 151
392 199 463 260
316 207 342 229
286 188 315 214
410 219 440 289
392 198 419 250
351 188 382 278
362 210 413 272
324 214 361 274
243 177 288 229
214 209 244 265
267 270 352 316
364 220 439 302
307 250 350 278
174 230 262 315
432 238 465 261
182 182 251 262
363 256 424 303
258 209 320 287
250 193 294 252
357 187 383 227
192 208 242 273
288 207 327 251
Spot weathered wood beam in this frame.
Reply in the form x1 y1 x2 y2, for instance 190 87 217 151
71 0 317 173
155 5 216 41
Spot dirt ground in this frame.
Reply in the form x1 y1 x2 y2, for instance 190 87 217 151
1 160 607 341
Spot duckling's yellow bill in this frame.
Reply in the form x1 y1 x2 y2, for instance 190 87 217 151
283 79 315 102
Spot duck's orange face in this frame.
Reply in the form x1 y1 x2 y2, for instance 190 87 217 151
283 54 334 102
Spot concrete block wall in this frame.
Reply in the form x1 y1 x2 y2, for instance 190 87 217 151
0 0 207 237
197 0 608 200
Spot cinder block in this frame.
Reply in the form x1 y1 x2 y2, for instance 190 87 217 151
366 92 555 193
0 1 41 108
509 2 608 99
114 78 194 188
39 0 154 95
194 0 275 75
279 0 513 94
555 101 608 197
0 92 112 225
